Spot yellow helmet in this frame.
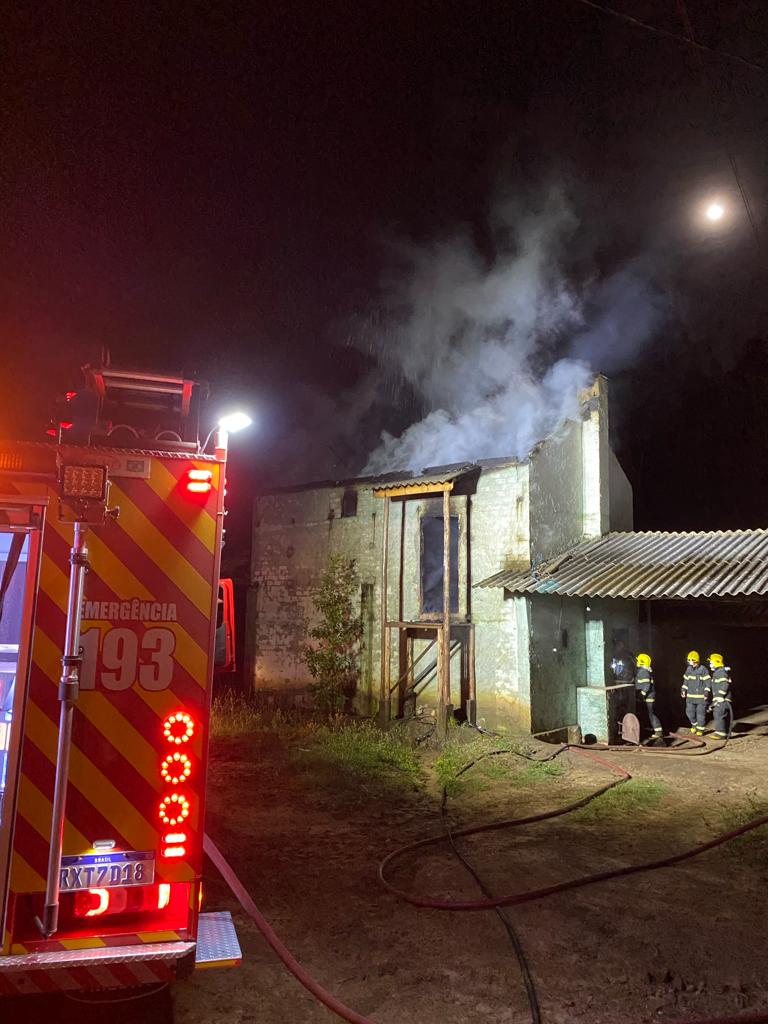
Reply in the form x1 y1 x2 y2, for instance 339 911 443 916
708 652 724 669
686 650 700 664
636 653 652 668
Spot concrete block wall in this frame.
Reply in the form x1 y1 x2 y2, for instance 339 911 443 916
249 483 383 706
470 463 531 730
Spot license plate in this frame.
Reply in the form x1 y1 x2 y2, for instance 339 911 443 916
59 851 155 891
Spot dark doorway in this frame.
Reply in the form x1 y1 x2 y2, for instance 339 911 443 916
420 515 459 616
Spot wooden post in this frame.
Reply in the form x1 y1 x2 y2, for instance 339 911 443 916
379 496 391 726
466 624 477 725
439 487 452 738
404 635 415 719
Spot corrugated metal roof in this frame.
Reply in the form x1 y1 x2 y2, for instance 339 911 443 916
372 463 477 497
476 530 768 599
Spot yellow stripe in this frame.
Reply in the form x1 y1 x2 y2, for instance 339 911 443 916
108 481 212 616
60 937 107 950
148 461 217 554
82 531 208 686
10 850 45 892
40 552 70 610
24 700 157 851
17 774 90 852
195 957 240 970
81 689 163 792
137 930 182 943
31 627 161 793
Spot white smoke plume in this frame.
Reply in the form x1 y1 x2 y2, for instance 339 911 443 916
362 186 667 475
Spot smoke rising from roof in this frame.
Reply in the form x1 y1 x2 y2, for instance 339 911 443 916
361 186 668 475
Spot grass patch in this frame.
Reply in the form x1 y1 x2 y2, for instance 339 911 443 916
294 720 422 795
572 778 667 823
718 792 768 873
521 759 566 781
211 689 324 740
434 732 561 797
211 690 264 737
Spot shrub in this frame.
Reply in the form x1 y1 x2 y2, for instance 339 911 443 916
302 554 363 715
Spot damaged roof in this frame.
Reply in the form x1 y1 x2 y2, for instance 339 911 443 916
476 530 768 600
262 457 518 495
371 463 477 497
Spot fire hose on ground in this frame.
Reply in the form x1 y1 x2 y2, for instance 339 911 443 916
204 737 768 1024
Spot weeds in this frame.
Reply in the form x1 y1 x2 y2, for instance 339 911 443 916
572 778 666 823
718 792 768 874
294 720 422 795
211 690 322 740
211 690 264 737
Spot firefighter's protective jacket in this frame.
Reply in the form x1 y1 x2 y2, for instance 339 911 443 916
711 666 732 704
681 663 712 700
635 666 655 700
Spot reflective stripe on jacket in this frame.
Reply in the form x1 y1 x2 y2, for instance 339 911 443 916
711 666 732 703
681 664 711 699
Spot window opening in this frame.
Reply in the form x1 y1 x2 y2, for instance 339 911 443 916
420 515 459 615
341 489 358 518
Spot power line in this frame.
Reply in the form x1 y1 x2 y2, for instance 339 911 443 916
567 0 767 73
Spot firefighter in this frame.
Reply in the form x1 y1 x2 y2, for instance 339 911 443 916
708 652 733 740
635 653 663 739
681 650 711 735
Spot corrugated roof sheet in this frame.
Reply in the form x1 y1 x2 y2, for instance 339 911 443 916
476 530 768 599
372 463 476 496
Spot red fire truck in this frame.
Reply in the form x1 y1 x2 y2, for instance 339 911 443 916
0 364 241 994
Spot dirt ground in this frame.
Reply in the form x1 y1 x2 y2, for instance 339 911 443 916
8 716 768 1024
173 718 768 1024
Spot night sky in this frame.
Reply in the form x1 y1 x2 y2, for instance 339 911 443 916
3 1 768 560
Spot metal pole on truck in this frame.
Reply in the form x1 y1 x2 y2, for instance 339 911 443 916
36 521 89 937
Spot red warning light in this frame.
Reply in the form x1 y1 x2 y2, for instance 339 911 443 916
65 391 77 401
162 845 186 859
161 751 192 785
162 830 188 857
163 832 187 844
159 792 191 827
186 468 213 495
163 712 194 745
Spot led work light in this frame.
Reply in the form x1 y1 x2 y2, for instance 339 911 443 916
60 463 108 501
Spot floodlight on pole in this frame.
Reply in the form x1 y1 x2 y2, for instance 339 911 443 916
218 412 253 434
201 411 254 456
705 201 725 222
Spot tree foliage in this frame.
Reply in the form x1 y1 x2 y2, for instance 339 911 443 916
302 554 363 715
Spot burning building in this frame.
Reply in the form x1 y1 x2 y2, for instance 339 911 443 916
246 375 640 741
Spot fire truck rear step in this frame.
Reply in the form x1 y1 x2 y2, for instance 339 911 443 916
194 911 242 969
0 938 195 994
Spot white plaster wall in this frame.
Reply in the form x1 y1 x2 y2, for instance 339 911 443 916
609 450 634 531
